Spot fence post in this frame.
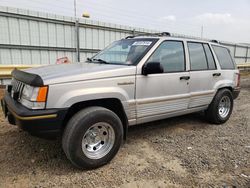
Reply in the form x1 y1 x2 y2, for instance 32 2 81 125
246 47 249 63
132 29 135 36
234 44 237 58
75 19 80 62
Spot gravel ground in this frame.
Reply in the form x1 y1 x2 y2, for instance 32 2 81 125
0 77 249 188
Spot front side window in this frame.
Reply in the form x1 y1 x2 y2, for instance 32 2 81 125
91 38 157 65
147 41 185 72
212 45 235 69
188 42 208 70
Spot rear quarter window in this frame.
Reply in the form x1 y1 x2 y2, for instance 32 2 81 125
212 45 235 69
203 44 216 70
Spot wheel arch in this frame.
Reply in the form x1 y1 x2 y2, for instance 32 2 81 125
205 85 234 124
216 86 233 92
213 79 234 94
62 98 128 140
212 86 233 102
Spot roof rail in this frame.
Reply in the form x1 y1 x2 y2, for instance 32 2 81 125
210 40 219 43
125 32 171 39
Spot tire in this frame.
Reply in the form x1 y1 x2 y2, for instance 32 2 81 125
205 88 233 124
62 106 123 169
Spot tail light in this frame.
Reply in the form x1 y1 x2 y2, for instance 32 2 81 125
236 73 240 87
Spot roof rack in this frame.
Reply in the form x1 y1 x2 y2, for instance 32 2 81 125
210 40 219 43
125 33 223 44
125 32 171 39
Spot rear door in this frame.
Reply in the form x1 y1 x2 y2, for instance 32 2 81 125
187 42 219 108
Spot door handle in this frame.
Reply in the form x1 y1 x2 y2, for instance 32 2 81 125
213 73 221 77
180 76 190 80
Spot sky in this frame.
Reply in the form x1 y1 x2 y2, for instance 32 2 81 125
0 0 250 43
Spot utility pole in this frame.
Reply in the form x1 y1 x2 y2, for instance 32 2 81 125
74 0 77 19
73 0 90 62
74 0 80 62
201 25 204 39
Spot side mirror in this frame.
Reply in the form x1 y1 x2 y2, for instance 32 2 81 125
142 62 164 75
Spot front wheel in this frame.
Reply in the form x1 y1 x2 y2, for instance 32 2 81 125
62 106 123 169
205 88 234 124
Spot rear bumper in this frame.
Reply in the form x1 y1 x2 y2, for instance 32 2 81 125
1 92 68 139
232 87 240 99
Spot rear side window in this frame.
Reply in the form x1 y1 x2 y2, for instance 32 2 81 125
188 42 208 70
203 44 216 69
212 45 235 69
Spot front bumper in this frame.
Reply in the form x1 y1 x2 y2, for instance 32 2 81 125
1 92 68 139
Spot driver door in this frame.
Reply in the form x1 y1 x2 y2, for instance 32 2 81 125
135 40 190 124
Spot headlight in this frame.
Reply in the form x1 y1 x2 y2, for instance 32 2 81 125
22 85 39 101
20 85 48 109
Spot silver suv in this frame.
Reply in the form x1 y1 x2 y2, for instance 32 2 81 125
1 33 240 169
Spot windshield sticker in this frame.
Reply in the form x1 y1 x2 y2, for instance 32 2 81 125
132 41 152 46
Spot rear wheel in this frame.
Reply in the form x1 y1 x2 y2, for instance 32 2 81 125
205 89 233 124
62 106 123 169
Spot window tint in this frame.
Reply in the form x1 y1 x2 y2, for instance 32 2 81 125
188 42 208 70
212 45 235 69
147 41 185 72
203 44 216 69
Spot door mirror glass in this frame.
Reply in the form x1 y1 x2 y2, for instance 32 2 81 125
142 62 164 75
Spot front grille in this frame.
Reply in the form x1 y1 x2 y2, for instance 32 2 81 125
11 78 25 100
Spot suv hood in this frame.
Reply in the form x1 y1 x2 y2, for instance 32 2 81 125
24 62 136 85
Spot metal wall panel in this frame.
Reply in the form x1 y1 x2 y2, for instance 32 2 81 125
235 57 246 64
21 50 32 64
0 6 249 67
104 30 111 47
48 23 57 47
56 24 65 47
0 17 10 44
11 49 22 64
235 46 247 57
0 49 11 64
48 51 57 64
19 19 30 45
80 52 96 61
30 21 40 46
86 28 93 49
9 18 20 44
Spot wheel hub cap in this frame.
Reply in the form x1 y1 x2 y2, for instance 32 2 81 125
82 122 115 159
218 96 231 118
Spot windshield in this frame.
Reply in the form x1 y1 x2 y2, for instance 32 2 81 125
90 38 158 65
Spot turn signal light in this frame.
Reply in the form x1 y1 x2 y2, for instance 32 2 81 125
36 86 48 102
236 73 240 87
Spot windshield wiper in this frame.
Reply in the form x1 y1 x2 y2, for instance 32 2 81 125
92 58 109 64
87 58 130 66
86 57 92 62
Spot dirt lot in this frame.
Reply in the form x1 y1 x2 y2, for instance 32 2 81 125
0 77 249 188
